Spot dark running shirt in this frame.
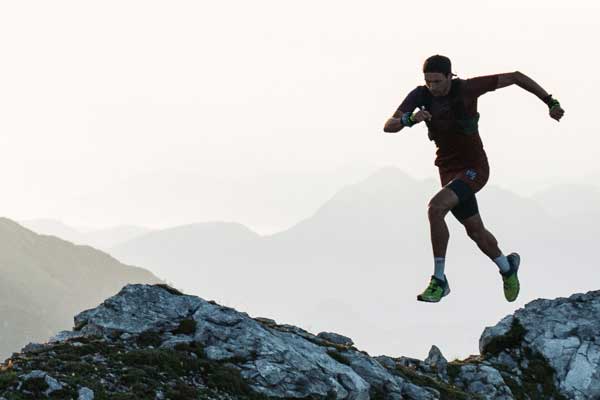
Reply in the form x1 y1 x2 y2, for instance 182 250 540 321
393 75 500 170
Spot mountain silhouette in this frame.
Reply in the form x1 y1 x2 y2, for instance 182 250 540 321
0 217 163 361
109 166 597 359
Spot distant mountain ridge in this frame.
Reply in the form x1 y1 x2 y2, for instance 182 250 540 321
12 166 600 359
108 166 600 360
0 217 163 361
18 219 152 251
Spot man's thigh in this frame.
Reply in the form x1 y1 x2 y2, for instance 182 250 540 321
450 194 480 222
439 166 488 221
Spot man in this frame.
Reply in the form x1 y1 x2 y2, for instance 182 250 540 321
383 55 565 303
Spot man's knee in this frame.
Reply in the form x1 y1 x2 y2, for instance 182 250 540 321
428 201 450 220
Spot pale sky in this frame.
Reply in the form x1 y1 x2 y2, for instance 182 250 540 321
0 0 597 229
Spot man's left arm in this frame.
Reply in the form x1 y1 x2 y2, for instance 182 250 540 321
496 71 565 121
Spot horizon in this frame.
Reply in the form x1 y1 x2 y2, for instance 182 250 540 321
16 164 600 235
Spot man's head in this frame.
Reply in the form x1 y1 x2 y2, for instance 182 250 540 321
422 55 455 96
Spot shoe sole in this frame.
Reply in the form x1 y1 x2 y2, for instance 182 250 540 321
417 286 451 303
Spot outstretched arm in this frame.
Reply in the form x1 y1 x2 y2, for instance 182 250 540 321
496 71 565 121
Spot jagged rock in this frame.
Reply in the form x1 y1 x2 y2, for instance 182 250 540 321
317 332 354 346
450 363 513 399
49 329 86 343
21 343 52 354
2 284 599 400
480 290 600 399
18 370 64 395
423 345 447 370
254 317 277 325
422 345 448 381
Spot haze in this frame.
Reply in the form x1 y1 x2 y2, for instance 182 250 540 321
0 0 596 229
0 1 598 361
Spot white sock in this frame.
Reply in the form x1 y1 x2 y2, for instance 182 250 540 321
434 257 445 281
494 254 510 273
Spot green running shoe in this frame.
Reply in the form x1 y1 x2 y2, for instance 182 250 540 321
501 252 520 302
417 275 450 303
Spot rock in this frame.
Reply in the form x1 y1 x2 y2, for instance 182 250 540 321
480 289 600 399
78 387 94 400
254 317 276 325
317 331 354 346
19 370 64 396
451 363 513 400
4 283 600 400
21 343 52 354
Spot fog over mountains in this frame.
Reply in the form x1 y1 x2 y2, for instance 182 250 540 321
98 166 599 360
18 219 151 252
0 218 162 361
15 166 599 360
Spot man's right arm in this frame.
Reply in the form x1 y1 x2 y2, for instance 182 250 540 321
384 108 431 132
383 116 405 133
383 87 429 133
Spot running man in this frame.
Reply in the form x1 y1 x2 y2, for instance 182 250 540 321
383 55 565 303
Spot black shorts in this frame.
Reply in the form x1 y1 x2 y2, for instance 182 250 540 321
439 165 489 221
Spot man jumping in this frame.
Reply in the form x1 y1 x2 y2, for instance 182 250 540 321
383 55 565 303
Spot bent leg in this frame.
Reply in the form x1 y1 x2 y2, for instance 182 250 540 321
428 187 460 258
460 213 503 259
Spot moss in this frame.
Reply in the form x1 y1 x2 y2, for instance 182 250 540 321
116 348 202 378
498 347 568 400
20 376 49 394
166 382 199 399
446 363 461 384
120 367 149 385
0 371 18 390
394 364 483 400
481 319 526 357
477 318 568 399
136 330 163 347
174 341 205 358
172 318 197 335
48 387 77 398
326 350 351 366
204 363 252 395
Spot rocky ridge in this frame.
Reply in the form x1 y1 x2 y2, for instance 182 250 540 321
0 284 598 399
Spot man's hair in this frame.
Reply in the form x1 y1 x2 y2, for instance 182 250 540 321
423 55 455 76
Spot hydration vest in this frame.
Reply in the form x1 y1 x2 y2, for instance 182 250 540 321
418 79 480 141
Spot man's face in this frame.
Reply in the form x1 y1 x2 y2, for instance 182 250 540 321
424 72 452 96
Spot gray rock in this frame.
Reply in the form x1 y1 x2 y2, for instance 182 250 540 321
317 331 355 346
19 370 64 396
17 283 599 400
451 363 513 400
21 342 52 354
480 289 600 400
78 387 94 400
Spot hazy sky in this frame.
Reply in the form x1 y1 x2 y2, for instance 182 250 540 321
0 0 597 229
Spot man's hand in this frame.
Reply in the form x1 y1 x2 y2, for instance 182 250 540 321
412 109 432 123
549 104 565 122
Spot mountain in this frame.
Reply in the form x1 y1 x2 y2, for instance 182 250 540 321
64 163 377 235
0 218 163 361
109 166 597 360
19 219 152 251
531 183 600 220
1 283 597 399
